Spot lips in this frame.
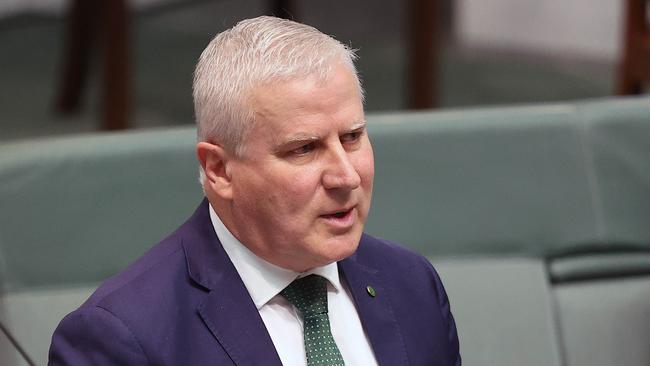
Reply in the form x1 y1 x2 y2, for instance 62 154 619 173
322 208 353 219
320 206 357 230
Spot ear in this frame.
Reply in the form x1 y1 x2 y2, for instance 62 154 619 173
196 142 234 200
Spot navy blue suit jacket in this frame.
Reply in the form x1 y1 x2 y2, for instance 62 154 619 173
49 200 461 365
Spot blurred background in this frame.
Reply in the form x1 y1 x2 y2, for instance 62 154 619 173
2 3 650 366
0 0 639 141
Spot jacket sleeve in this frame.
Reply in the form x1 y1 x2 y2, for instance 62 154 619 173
428 259 462 366
48 306 150 366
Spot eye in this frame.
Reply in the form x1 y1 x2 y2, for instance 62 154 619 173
341 130 363 144
289 142 316 155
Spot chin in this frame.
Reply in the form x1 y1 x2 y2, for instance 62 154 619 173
324 232 362 263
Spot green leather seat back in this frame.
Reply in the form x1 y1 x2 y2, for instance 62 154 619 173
578 98 650 244
366 104 599 257
366 97 650 258
0 128 202 291
0 128 202 365
545 98 650 366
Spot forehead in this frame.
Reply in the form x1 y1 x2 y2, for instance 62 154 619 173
248 63 364 137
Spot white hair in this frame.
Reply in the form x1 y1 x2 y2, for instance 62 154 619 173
193 15 363 185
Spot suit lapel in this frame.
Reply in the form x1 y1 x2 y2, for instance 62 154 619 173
196 269 282 366
182 199 282 366
339 243 410 366
181 200 409 365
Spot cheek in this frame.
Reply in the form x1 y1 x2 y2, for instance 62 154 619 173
356 147 375 189
284 169 322 207
233 168 278 213
261 166 322 212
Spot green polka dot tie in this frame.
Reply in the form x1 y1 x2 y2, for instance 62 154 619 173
281 274 345 366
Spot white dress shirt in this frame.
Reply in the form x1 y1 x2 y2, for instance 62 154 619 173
209 205 378 366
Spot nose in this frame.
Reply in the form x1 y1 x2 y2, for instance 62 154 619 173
322 145 361 191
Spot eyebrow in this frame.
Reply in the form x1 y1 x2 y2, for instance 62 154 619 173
348 120 367 131
274 120 367 152
278 133 319 146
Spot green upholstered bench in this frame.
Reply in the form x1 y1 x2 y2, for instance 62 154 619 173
431 257 563 366
545 98 650 366
0 128 202 365
1 96 649 365
366 97 650 366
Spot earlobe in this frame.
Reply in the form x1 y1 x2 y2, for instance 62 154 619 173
196 142 234 200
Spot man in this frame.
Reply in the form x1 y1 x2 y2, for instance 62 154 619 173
49 16 460 366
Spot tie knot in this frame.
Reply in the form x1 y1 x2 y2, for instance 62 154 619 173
281 274 328 317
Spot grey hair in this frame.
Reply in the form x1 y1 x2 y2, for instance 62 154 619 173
193 16 363 185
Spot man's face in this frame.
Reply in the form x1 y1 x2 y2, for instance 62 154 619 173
227 62 374 272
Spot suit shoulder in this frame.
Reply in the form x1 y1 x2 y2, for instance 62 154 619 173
355 233 445 300
50 303 151 365
57 228 202 357
81 229 187 310
357 233 433 270
354 234 461 365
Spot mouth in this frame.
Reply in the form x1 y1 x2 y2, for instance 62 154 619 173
320 206 357 229
323 209 352 219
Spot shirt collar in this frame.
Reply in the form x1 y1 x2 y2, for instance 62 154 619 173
209 204 342 310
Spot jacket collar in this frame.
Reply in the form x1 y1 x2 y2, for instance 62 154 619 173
181 199 283 366
339 234 410 366
181 200 408 365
